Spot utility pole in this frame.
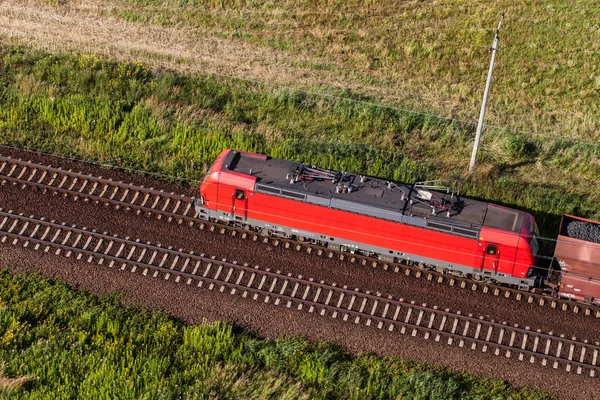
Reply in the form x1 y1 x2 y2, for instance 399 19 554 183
469 12 504 172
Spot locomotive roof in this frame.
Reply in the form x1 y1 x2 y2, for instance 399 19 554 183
220 150 524 237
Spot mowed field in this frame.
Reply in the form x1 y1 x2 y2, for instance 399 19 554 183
1 0 599 241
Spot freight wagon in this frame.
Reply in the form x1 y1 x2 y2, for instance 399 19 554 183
551 214 600 305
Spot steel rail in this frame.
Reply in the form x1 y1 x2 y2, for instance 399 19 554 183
0 209 598 377
1 155 599 318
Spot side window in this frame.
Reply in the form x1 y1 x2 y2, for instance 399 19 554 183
486 244 498 256
235 189 245 200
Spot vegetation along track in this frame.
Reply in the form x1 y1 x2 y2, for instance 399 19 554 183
1 154 599 318
1 209 599 379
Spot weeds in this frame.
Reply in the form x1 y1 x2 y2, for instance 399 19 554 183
0 271 554 399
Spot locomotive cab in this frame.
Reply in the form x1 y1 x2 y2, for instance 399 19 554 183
196 150 263 223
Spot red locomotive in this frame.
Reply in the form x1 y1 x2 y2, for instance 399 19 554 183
196 149 542 290
194 149 600 304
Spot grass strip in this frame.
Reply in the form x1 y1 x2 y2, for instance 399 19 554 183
0 269 554 399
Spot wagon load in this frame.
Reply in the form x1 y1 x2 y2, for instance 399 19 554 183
554 215 600 304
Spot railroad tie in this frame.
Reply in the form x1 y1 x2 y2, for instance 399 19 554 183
3 217 20 243
76 233 93 258
253 270 267 300
56 175 69 189
287 279 301 307
274 274 290 305
566 338 576 372
424 306 438 340
554 335 565 369
518 327 529 361
143 246 160 275
531 330 541 363
108 237 126 267
308 282 322 312
56 229 72 255
448 312 461 345
355 293 369 324
87 180 99 197
178 255 191 275
90 236 104 262
16 165 27 179
67 176 79 191
332 287 346 318
46 226 62 253
506 326 517 357
15 219 30 246
24 222 42 248
591 346 598 377
494 325 506 356
164 250 181 279
389 304 402 332
25 168 38 186
414 308 425 337
297 279 313 310
343 290 358 321
133 247 148 273
187 260 202 285
230 267 247 295
5 163 17 177
542 333 553 366
401 303 414 335
161 197 171 212
577 340 588 374
367 296 380 327
200 260 214 288
378 298 392 329
244 271 257 298
108 185 120 201
181 202 193 217
122 241 138 271
320 285 334 315
459 316 471 347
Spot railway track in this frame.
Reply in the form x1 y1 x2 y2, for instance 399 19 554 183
0 209 598 378
1 154 599 318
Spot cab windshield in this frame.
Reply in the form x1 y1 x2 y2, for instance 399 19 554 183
200 162 214 186
529 223 541 257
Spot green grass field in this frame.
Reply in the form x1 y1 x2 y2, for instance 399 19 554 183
0 270 554 399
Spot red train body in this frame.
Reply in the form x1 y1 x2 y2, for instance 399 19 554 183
196 149 542 290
